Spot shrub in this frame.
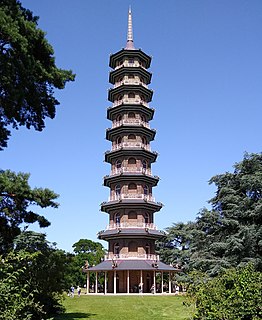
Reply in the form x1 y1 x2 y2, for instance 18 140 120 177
189 264 262 320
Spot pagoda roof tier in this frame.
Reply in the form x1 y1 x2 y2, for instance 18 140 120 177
103 172 159 187
85 259 178 272
107 104 155 121
97 227 164 241
109 49 152 69
109 67 152 84
105 148 158 164
100 197 163 214
108 85 153 102
106 125 156 142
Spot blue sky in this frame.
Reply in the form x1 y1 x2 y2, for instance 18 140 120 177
1 0 262 252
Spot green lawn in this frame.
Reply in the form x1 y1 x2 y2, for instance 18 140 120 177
55 294 193 320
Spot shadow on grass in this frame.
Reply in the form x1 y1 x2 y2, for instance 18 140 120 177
56 312 96 319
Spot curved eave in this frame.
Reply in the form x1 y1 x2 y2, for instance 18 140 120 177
109 67 152 84
106 126 156 141
108 85 153 102
105 148 158 163
103 173 160 187
107 104 155 121
100 199 163 213
109 49 152 69
98 228 164 241
85 260 179 272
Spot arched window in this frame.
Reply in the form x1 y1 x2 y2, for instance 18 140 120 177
128 74 134 79
128 112 135 118
142 159 147 170
128 134 136 140
144 185 149 195
116 136 122 145
145 212 150 224
117 94 123 101
116 114 122 122
115 160 122 172
128 241 137 253
128 211 137 220
141 95 146 102
128 58 134 65
114 213 120 225
128 183 137 190
128 92 135 99
141 114 146 122
114 242 120 255
128 157 136 167
115 185 121 198
141 136 147 145
146 243 150 255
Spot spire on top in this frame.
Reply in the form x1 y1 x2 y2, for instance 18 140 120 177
125 6 135 50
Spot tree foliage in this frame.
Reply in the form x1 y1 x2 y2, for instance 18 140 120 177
0 169 59 254
0 0 75 149
188 264 262 320
0 250 44 320
160 153 262 276
13 231 66 319
66 239 106 287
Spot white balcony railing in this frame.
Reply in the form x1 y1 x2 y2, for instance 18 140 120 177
109 193 155 202
115 62 146 70
112 119 150 128
112 99 149 107
106 222 157 230
112 142 151 152
110 167 152 176
114 80 148 88
104 253 160 261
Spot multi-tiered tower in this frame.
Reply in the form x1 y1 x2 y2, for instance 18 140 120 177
86 9 176 294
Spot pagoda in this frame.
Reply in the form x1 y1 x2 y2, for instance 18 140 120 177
85 8 177 294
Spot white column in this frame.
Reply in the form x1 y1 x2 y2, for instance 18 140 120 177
169 272 171 294
161 272 164 293
114 270 117 294
105 271 107 294
95 272 98 294
127 270 130 294
86 272 90 294
153 271 156 294
140 270 143 293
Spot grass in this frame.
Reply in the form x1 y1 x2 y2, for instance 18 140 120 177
55 294 193 320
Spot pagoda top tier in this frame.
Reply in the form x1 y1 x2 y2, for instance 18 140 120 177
109 8 152 69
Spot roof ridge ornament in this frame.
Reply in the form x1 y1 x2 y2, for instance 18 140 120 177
125 6 135 50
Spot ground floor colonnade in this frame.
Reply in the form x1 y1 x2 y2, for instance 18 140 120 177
84 259 178 294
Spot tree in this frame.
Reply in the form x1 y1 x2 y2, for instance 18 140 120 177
0 0 75 149
162 153 262 276
66 239 106 287
156 221 196 288
0 169 59 254
157 221 195 269
188 264 262 320
191 153 262 275
13 231 67 319
0 250 44 320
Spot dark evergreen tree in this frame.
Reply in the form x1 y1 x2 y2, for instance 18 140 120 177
191 153 262 275
0 0 75 149
162 153 262 276
157 221 195 270
0 169 59 254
